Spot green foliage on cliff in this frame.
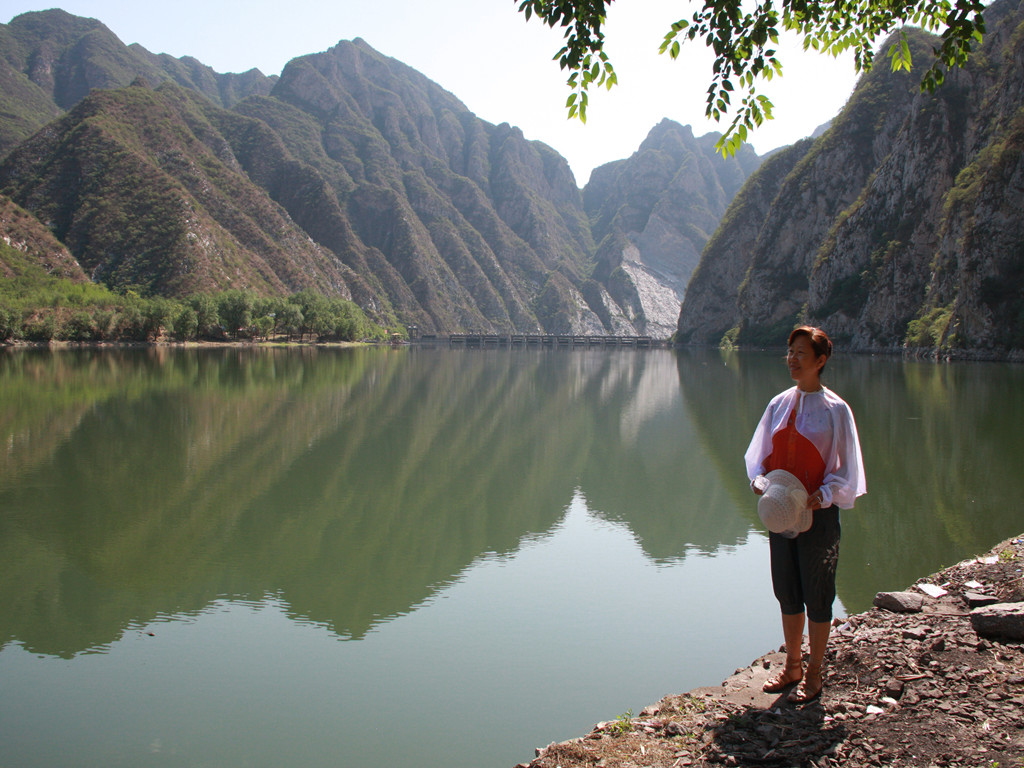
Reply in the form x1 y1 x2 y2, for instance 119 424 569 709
905 304 955 347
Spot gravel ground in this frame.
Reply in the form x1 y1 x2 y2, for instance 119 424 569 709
519 535 1024 768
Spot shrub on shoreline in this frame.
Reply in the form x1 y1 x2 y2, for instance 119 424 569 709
0 279 389 345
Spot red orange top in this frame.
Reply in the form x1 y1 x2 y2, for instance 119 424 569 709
745 387 866 509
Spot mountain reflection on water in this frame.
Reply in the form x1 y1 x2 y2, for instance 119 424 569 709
1 346 1022 663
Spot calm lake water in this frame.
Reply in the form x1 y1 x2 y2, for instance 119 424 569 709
1 345 1022 768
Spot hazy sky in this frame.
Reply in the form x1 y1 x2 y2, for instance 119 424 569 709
6 0 863 184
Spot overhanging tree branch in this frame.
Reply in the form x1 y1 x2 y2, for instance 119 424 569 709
517 0 987 154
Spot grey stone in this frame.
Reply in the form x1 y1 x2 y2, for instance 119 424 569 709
964 591 999 607
902 626 928 641
970 602 1024 641
883 678 905 698
874 591 925 613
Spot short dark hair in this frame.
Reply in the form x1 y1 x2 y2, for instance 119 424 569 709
788 326 833 370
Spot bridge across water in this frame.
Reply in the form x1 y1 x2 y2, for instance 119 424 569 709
422 334 667 348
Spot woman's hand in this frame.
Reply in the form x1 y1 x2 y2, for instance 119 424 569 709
808 490 823 510
751 475 768 496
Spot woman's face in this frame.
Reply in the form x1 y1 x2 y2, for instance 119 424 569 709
787 335 826 389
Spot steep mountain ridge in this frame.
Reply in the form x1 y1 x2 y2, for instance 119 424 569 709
0 80 356 299
679 30 938 346
0 9 761 336
0 9 274 155
262 39 598 332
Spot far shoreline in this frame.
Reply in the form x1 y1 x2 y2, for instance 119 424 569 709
6 337 1024 363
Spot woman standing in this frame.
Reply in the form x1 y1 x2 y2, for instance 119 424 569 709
745 326 866 703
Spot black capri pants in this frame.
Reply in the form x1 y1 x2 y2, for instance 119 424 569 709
768 505 840 623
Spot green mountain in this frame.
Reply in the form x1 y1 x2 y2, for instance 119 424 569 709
0 8 273 149
0 9 761 336
0 192 85 281
1 79 360 298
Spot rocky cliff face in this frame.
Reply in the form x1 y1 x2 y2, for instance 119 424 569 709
815 0 1024 354
675 139 814 345
254 39 601 333
679 0 1024 356
0 10 761 336
585 121 761 337
679 30 937 347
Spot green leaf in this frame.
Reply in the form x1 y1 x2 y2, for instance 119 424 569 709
518 0 986 136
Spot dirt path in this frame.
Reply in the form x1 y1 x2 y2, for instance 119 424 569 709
519 535 1024 768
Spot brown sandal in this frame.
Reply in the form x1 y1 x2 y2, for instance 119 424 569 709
762 662 803 693
787 664 823 703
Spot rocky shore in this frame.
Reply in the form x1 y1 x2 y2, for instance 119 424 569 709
519 535 1024 768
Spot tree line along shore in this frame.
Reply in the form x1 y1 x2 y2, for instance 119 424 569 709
0 276 390 345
